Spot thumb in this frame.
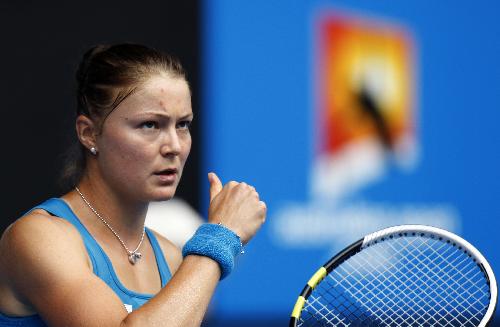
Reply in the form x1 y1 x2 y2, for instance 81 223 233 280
208 172 223 203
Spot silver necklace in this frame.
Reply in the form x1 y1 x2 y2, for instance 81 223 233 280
75 187 145 265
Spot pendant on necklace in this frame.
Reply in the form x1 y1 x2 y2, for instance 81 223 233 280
128 252 142 265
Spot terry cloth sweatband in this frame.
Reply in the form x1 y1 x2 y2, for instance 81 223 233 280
182 223 243 280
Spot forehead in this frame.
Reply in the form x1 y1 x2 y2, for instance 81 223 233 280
114 75 192 117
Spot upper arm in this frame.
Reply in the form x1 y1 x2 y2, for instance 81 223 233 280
149 230 183 275
0 213 129 327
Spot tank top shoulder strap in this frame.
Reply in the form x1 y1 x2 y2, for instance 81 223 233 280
30 198 113 284
145 228 172 286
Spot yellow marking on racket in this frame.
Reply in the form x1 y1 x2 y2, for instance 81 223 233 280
307 267 327 288
291 296 306 318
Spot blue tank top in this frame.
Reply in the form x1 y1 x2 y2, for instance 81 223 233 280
0 198 172 326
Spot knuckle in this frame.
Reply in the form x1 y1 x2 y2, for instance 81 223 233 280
228 181 238 188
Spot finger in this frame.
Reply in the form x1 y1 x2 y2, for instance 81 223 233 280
226 180 239 189
259 200 267 212
208 172 223 203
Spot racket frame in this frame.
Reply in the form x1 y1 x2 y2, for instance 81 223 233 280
289 224 498 327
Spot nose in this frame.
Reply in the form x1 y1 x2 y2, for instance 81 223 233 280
160 127 181 157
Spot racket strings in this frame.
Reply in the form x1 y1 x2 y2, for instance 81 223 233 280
394 239 488 321
375 238 485 324
298 236 491 327
350 238 484 326
354 237 489 326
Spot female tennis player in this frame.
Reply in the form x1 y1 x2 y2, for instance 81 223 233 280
0 44 266 326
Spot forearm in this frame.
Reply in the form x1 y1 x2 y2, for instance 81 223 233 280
122 255 221 327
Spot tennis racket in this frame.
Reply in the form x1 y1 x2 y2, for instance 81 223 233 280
290 225 497 326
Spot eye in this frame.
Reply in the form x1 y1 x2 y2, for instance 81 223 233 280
140 121 159 130
177 120 192 130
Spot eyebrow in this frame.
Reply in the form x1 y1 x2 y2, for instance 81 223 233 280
134 112 194 120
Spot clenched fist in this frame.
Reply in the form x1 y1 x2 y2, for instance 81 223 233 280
207 172 266 244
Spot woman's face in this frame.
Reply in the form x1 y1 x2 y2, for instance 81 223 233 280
94 75 192 202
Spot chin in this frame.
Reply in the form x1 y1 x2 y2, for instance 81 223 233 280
150 194 175 202
148 186 177 201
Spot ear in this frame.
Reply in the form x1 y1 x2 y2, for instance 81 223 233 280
75 115 99 151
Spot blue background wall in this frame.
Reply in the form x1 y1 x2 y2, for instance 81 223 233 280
202 0 500 325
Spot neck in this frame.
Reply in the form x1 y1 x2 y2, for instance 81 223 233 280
73 172 149 246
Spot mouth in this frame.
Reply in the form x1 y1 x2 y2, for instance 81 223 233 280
154 168 178 175
153 168 178 183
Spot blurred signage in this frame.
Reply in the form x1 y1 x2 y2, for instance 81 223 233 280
272 12 460 249
313 15 416 200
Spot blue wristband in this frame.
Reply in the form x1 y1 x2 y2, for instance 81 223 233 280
182 223 243 280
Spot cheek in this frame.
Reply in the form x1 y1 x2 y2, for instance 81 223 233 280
180 136 192 164
101 134 155 174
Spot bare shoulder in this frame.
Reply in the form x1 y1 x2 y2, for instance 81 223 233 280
148 229 183 275
0 209 87 263
0 209 134 325
3 208 79 235
0 209 91 316
0 209 90 289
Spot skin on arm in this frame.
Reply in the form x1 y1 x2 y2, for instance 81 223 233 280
0 172 266 327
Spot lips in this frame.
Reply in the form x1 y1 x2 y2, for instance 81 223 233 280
154 168 178 183
154 168 178 175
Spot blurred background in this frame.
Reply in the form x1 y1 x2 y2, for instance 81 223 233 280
1 0 499 326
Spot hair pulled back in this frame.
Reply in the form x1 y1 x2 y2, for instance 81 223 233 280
60 43 187 191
